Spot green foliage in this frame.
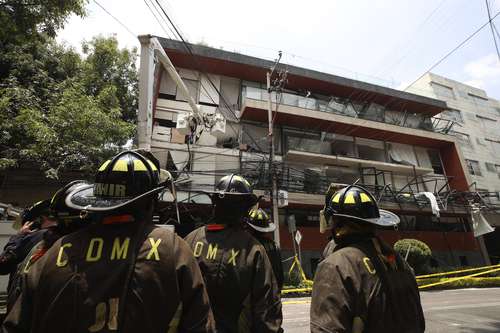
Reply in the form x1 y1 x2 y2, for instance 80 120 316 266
394 238 432 274
0 1 137 177
0 0 86 46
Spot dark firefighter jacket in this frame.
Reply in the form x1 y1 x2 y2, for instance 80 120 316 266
185 225 283 333
3 220 215 333
253 234 284 291
0 229 46 282
5 227 65 313
311 236 425 333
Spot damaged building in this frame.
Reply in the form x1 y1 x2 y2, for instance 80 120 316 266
138 37 496 276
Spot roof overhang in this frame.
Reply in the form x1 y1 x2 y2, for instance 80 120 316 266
157 37 448 116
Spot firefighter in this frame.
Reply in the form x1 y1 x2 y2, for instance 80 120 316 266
0 200 55 288
185 174 283 333
311 184 425 333
5 180 91 312
3 151 215 333
244 208 284 290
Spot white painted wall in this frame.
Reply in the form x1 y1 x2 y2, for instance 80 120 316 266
408 73 500 203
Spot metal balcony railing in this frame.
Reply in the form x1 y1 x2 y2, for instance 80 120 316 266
242 86 456 134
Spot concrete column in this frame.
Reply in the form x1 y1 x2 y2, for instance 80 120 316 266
137 35 154 150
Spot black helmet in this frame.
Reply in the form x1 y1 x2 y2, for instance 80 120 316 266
214 174 255 197
66 151 164 212
21 200 50 224
50 180 90 224
210 174 258 221
320 184 399 233
246 208 276 233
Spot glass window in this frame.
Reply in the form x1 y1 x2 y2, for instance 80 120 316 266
428 149 444 174
469 93 489 107
430 82 455 99
485 162 496 172
281 93 299 107
244 86 263 100
297 96 317 110
465 159 482 176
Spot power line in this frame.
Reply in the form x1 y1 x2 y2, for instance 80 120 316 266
404 9 500 91
486 0 500 61
149 0 179 41
93 0 136 38
142 0 173 39
151 0 269 161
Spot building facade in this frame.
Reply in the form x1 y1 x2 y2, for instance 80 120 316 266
407 73 500 262
139 37 489 276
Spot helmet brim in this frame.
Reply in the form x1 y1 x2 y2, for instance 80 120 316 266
247 221 276 233
65 184 166 212
333 209 400 227
201 190 259 201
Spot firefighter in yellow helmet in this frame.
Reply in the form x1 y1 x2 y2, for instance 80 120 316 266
311 184 425 333
3 151 215 333
185 174 283 333
244 208 284 290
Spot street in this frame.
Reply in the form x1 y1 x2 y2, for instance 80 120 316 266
282 288 500 332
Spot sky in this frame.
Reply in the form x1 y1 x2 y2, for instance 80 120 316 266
57 0 500 99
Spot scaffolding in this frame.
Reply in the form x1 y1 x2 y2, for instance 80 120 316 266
239 159 500 216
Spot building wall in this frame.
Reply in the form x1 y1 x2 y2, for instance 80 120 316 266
408 73 500 202
152 66 482 269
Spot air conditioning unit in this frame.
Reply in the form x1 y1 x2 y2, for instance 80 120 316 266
176 112 191 135
210 112 226 135
278 190 288 208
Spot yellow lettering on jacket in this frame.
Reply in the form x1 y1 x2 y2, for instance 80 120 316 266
107 298 119 330
193 241 204 257
228 249 240 266
147 238 161 261
363 257 376 275
86 238 104 262
206 243 218 260
56 243 72 267
88 302 106 332
111 237 130 260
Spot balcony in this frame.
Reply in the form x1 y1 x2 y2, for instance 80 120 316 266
240 86 456 142
286 150 434 176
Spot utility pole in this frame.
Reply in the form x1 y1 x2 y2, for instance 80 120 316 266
267 52 283 247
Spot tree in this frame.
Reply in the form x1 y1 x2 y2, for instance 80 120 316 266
0 1 138 177
81 36 138 122
394 238 432 274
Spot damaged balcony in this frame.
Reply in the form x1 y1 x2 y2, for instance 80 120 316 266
240 88 457 146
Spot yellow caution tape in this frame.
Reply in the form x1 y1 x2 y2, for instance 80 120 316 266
416 263 500 279
418 266 500 290
288 255 313 285
282 287 313 294
283 299 311 305
282 260 500 293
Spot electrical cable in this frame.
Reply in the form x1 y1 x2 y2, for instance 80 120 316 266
486 0 500 61
143 0 173 39
404 8 500 91
93 0 136 38
151 0 270 164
